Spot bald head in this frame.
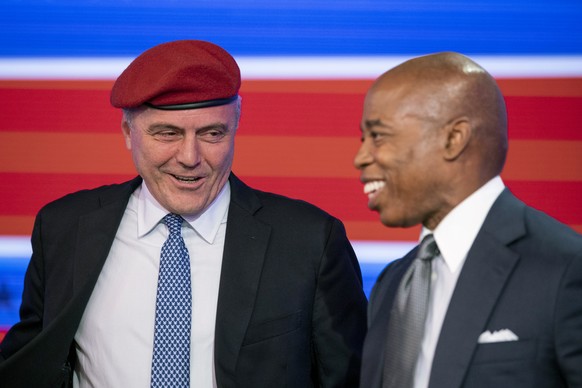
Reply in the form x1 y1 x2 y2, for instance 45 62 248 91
355 52 510 229
370 52 508 177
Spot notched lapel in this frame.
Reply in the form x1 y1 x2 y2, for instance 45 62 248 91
429 190 526 388
72 178 140 297
73 203 127 296
215 200 271 386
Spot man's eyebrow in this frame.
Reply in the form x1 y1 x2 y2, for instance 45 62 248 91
197 122 228 132
364 118 391 128
146 122 229 132
147 123 183 132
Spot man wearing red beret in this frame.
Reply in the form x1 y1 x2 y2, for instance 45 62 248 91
0 40 367 387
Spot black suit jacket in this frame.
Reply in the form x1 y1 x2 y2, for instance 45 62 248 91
361 189 582 388
0 174 367 387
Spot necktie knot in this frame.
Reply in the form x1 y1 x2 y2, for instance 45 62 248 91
163 213 184 236
417 234 439 261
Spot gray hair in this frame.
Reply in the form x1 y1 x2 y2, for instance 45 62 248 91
122 96 242 130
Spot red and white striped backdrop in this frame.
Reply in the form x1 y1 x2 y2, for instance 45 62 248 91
1 75 581 241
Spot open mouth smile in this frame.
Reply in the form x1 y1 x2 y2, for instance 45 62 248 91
171 174 202 183
363 180 385 199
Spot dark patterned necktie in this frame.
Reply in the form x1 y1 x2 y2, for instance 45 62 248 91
383 234 439 388
151 213 192 387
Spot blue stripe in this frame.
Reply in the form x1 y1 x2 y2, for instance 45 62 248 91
1 1 581 57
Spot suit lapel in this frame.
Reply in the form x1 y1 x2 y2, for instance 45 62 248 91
20 177 142 380
73 177 141 297
214 174 271 387
429 190 526 388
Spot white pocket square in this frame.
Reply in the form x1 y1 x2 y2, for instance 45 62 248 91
477 328 519 344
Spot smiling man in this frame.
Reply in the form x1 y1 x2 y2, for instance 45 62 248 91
355 52 582 387
0 40 367 388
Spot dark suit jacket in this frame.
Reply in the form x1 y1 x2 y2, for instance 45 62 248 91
361 189 582 388
0 174 367 388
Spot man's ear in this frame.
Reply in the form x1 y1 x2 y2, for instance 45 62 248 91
443 117 471 161
121 119 132 150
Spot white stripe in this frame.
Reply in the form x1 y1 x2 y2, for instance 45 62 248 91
1 56 582 79
0 236 411 263
0 236 31 258
240 55 582 78
352 240 416 264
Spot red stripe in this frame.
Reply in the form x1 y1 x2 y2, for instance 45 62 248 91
3 132 580 182
241 94 582 140
243 177 582 226
504 180 582 226
0 173 135 215
503 140 582 181
496 78 582 97
505 96 582 141
0 80 113 90
2 173 580 225
0 88 120 133
2 87 581 141
0 215 36 235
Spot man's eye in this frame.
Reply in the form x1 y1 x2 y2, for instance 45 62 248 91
200 130 226 142
360 132 380 143
152 131 179 141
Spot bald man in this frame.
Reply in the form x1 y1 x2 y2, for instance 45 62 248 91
355 52 582 388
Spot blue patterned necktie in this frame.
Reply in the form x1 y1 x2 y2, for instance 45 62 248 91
151 213 192 387
383 234 439 388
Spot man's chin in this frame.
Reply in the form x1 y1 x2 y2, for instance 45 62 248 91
378 212 409 229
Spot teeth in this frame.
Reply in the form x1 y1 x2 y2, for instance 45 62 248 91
174 175 199 182
364 181 385 195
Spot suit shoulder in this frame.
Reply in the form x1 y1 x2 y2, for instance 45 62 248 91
368 255 413 317
374 252 413 286
492 191 582 257
253 188 337 222
369 249 416 298
38 178 139 218
523 205 582 254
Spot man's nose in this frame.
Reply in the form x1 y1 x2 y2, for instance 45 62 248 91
176 135 200 167
354 140 373 170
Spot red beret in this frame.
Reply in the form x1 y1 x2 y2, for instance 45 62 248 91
110 40 241 110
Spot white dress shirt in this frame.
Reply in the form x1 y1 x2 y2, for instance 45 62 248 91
413 176 505 388
73 181 230 388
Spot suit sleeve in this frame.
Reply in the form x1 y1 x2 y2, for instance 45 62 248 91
311 218 368 388
555 248 582 385
0 211 45 362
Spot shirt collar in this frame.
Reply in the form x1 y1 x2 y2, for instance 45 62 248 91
421 176 505 273
137 181 230 244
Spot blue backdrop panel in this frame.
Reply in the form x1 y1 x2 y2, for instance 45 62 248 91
1 0 581 57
